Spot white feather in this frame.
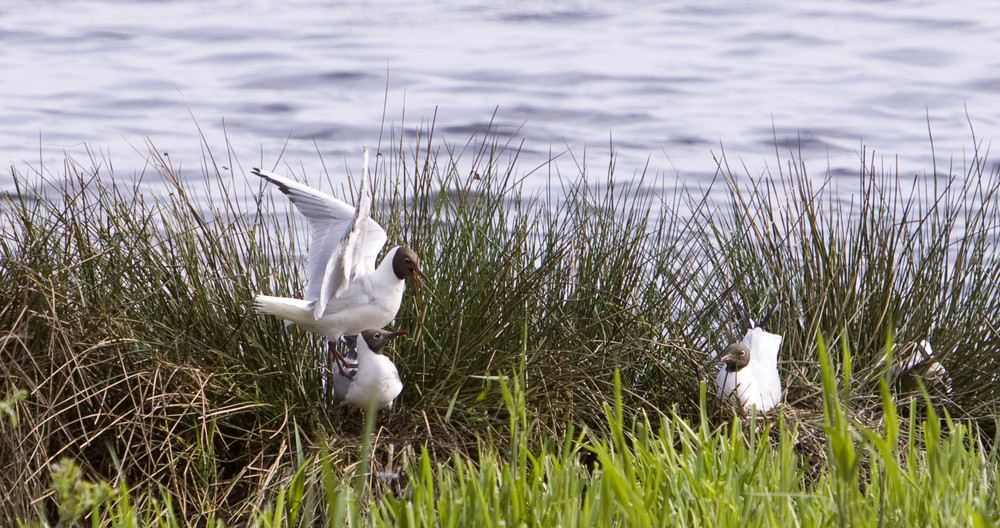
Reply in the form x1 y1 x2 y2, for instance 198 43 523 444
251 150 387 317
317 158 375 315
253 247 406 339
892 339 951 393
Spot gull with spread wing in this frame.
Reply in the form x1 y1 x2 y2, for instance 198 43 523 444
251 149 426 375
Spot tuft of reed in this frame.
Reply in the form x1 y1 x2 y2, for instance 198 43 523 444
698 144 1000 424
24 361 999 526
1 145 334 523
375 125 708 442
2 123 999 524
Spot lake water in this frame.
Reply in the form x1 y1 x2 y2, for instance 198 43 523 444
2 0 999 201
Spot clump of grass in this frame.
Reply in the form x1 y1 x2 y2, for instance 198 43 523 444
695 143 1000 420
1 389 27 426
376 125 706 438
373 364 998 527
2 123 1000 524
22 356 999 527
0 146 333 523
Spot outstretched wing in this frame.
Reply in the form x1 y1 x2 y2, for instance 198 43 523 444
318 181 373 313
252 159 386 315
344 148 387 279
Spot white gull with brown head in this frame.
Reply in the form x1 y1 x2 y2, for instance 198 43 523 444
716 305 783 412
251 149 426 372
333 328 406 410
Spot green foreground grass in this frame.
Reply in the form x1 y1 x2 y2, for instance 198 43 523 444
17 367 1000 527
2 127 1000 525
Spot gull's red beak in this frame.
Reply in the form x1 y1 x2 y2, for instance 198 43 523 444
411 268 428 290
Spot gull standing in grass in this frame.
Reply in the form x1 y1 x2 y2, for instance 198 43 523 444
716 305 783 412
251 149 427 375
333 328 406 410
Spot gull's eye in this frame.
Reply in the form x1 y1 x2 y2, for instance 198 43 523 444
740 349 747 356
373 332 382 339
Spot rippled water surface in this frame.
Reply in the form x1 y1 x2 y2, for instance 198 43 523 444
2 0 999 198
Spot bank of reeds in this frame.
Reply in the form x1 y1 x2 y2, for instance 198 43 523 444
13 364 1000 526
2 128 999 524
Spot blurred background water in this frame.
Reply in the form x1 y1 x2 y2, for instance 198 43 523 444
1 0 999 200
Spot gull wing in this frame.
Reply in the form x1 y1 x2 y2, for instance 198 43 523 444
350 148 388 274
317 183 373 313
317 149 388 311
252 160 386 314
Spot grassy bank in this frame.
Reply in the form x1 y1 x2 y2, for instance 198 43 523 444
2 129 1000 525
9 366 999 526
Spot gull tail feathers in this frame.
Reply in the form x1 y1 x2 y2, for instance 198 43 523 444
255 295 319 322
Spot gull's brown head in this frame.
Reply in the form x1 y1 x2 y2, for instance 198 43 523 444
392 246 428 289
361 328 408 355
720 343 750 372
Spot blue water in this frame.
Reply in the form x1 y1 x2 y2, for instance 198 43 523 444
2 0 999 199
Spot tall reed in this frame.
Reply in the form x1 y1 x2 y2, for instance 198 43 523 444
2 126 999 524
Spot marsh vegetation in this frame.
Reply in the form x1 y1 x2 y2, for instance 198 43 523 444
2 129 999 525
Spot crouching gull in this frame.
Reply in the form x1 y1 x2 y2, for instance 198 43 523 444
333 328 406 410
716 306 783 412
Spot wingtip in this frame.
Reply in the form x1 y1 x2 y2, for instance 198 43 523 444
252 168 297 196
251 167 273 183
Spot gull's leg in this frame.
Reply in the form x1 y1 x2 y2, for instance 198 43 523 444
329 339 358 379
340 335 358 362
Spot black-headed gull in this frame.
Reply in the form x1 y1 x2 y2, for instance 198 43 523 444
716 306 783 412
332 328 406 410
892 339 952 393
251 149 426 373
